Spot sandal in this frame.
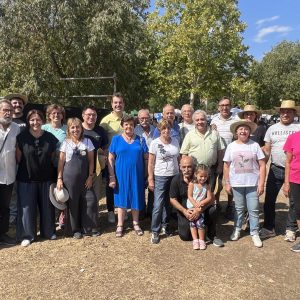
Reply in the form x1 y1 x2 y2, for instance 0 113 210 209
133 223 144 236
115 225 123 238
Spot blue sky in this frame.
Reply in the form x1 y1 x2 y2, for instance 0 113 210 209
149 0 300 60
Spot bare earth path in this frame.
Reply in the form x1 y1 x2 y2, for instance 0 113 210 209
1 188 299 300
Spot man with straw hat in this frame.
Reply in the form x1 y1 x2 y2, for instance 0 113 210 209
260 100 300 241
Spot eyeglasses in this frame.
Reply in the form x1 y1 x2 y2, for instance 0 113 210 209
139 117 150 120
34 139 42 156
84 113 97 117
1 108 13 114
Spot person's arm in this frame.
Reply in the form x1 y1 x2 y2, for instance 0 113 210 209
223 161 232 195
283 152 292 197
170 197 194 220
263 142 271 162
148 153 155 191
57 151 66 190
85 150 94 189
257 159 266 196
16 144 22 163
187 183 200 208
108 152 116 188
199 185 213 209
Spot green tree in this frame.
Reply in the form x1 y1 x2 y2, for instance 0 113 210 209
251 41 300 109
0 0 150 109
146 0 251 110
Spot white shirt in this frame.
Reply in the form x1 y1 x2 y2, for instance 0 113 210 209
0 122 20 184
60 138 94 162
149 137 179 176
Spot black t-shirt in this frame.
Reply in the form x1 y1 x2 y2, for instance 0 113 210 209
17 130 58 182
13 116 27 132
250 125 266 147
169 173 189 209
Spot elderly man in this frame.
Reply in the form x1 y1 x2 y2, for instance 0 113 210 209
210 97 238 218
179 104 195 143
134 109 155 217
153 104 180 143
180 109 224 189
100 92 126 223
169 156 224 247
82 105 108 201
0 100 20 245
4 93 27 226
260 100 300 240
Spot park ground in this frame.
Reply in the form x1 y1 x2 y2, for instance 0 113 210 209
0 183 299 300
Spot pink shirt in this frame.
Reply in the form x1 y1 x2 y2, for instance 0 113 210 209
283 131 300 184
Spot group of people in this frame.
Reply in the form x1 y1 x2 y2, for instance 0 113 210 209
1 92 300 253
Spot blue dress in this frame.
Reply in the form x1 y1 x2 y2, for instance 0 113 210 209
109 135 148 210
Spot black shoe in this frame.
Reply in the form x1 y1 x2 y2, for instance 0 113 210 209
161 227 173 237
0 234 16 245
151 232 160 244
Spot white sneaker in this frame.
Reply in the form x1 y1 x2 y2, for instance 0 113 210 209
50 234 57 240
230 229 240 241
252 234 263 248
108 211 116 224
21 239 31 247
284 230 296 242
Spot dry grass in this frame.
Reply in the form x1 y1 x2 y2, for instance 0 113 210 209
0 186 299 300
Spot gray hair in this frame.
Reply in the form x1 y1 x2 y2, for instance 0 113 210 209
0 99 13 109
181 104 194 114
162 104 175 114
192 109 207 121
138 109 150 117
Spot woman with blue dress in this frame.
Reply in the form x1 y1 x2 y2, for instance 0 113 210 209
108 115 148 237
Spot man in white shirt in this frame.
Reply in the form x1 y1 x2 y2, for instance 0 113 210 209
260 100 300 240
0 100 20 245
179 104 195 144
210 97 238 219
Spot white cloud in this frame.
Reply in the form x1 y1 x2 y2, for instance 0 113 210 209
256 16 280 27
254 25 292 43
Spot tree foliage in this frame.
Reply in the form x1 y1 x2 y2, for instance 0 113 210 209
251 41 300 109
0 0 150 109
146 0 251 110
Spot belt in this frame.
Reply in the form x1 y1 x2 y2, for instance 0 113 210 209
271 163 285 170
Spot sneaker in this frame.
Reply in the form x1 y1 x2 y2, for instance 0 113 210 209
0 234 16 245
161 227 173 237
290 243 300 253
230 229 240 241
225 205 235 220
21 239 31 247
284 230 296 242
92 231 100 237
73 232 83 239
151 232 160 244
107 211 116 224
50 234 57 240
199 239 207 250
259 228 276 239
212 237 224 247
193 239 200 250
252 234 263 248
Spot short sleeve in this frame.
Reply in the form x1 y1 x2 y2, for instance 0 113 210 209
169 176 180 199
149 139 157 155
60 140 67 153
283 134 293 153
223 143 232 162
49 133 59 152
99 126 109 148
217 133 225 151
180 132 191 155
109 135 117 154
256 143 265 160
85 138 95 152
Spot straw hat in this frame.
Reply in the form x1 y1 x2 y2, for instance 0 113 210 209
4 93 28 105
49 183 69 210
230 120 257 135
238 105 261 119
275 100 300 113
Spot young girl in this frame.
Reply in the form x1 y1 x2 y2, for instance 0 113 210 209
187 164 212 250
57 118 99 238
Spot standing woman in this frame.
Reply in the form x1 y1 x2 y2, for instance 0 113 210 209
57 118 98 238
238 105 266 147
283 131 300 252
108 115 148 237
16 110 58 247
223 120 266 248
148 120 180 244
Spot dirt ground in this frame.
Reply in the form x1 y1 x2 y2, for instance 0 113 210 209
1 183 299 300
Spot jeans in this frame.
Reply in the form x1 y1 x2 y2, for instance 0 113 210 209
264 164 297 231
151 175 174 233
232 186 259 235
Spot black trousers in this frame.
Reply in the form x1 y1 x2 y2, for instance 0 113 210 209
0 183 14 235
177 205 217 241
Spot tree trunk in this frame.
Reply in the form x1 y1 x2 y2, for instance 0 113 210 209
190 91 195 108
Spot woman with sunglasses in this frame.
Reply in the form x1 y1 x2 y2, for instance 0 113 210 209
16 110 58 247
57 118 99 239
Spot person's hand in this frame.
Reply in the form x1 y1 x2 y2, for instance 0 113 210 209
283 182 290 197
195 202 201 208
211 124 217 131
257 185 264 196
56 179 63 190
225 183 232 195
109 175 116 189
85 176 93 189
148 178 154 191
187 208 200 221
